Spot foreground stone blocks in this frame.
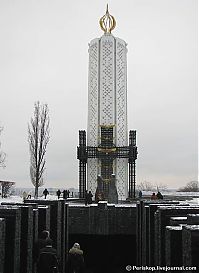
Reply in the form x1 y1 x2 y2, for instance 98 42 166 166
33 208 39 244
2 197 199 273
0 204 34 273
136 200 180 266
165 226 182 266
0 207 21 273
136 200 199 271
182 225 199 270
20 206 34 273
25 199 67 273
0 218 5 273
169 216 187 226
68 202 136 235
37 205 50 234
187 214 199 225
154 206 199 266
0 199 68 273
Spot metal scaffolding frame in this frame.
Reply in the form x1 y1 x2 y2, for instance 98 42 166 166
78 131 87 198
77 129 138 198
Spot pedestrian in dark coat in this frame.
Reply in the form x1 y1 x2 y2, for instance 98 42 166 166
151 192 157 200
56 189 61 199
88 191 93 204
95 175 105 202
63 190 66 200
43 188 49 199
85 190 89 206
37 239 59 273
95 188 104 202
68 243 84 273
156 191 163 199
33 230 52 264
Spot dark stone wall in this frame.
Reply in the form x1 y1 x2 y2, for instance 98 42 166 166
0 204 34 273
25 199 68 273
187 214 199 224
33 208 38 243
68 202 136 235
154 206 199 266
182 225 199 270
0 207 21 273
69 205 89 234
115 205 136 234
37 205 50 234
0 218 5 273
1 200 67 273
136 200 199 272
2 198 199 273
67 202 136 272
137 200 180 266
0 200 136 273
165 226 182 266
60 200 66 273
20 206 34 273
170 216 187 226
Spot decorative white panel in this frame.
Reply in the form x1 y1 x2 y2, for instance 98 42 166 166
87 39 99 193
87 159 98 195
115 39 128 200
87 39 99 146
115 39 128 147
100 35 115 126
87 34 128 199
116 158 128 200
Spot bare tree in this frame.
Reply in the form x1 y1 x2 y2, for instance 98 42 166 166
0 127 6 168
28 102 50 198
137 180 168 192
177 181 199 192
0 181 15 198
137 181 155 191
155 182 168 191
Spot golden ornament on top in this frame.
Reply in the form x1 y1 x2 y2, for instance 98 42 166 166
99 4 116 34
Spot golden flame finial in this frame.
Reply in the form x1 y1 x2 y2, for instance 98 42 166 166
99 4 116 34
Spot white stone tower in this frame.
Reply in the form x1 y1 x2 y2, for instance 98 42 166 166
87 7 128 200
77 6 137 201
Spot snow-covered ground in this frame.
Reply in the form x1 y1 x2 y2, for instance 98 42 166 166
142 190 199 197
1 191 199 205
141 191 199 205
0 194 60 204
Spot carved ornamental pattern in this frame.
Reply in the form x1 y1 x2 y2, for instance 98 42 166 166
88 41 99 146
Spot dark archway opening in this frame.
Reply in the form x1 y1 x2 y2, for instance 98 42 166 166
68 234 136 273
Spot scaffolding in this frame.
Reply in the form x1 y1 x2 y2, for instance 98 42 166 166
77 129 138 199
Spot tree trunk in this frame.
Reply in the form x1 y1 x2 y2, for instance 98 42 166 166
34 185 38 199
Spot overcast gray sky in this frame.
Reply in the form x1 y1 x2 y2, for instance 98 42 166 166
0 0 197 189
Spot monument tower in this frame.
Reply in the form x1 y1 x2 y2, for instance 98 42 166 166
77 6 138 201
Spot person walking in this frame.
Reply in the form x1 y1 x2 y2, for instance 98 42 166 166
37 239 59 273
85 190 89 206
56 189 61 199
33 230 52 262
22 191 27 201
43 188 49 199
95 175 105 202
88 191 93 204
156 191 163 200
63 190 66 200
27 191 32 199
151 192 157 200
68 243 84 273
